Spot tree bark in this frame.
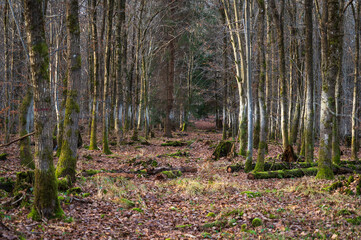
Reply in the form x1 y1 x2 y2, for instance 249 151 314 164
89 0 99 150
317 0 344 180
23 0 62 219
56 0 82 182
268 0 288 149
102 0 114 154
304 0 314 162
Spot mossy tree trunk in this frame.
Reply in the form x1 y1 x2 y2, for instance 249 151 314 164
332 3 345 165
102 0 114 155
4 1 10 144
304 0 314 162
19 90 34 169
56 0 82 182
316 0 344 180
254 0 266 173
244 0 253 173
23 0 62 219
89 0 99 150
351 1 360 161
268 0 288 149
115 0 126 146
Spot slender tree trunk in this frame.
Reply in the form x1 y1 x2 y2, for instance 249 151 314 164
89 0 99 150
244 0 253 172
4 2 10 144
351 1 360 161
115 0 125 146
56 0 82 181
268 0 288 148
19 90 34 169
23 0 62 219
102 0 114 154
254 0 266 172
304 0 314 162
164 38 175 138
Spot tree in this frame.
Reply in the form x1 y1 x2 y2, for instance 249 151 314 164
316 0 344 179
254 0 266 172
89 0 99 150
351 0 360 161
244 0 253 172
304 0 314 163
102 0 114 154
23 0 62 219
56 0 82 181
268 0 288 149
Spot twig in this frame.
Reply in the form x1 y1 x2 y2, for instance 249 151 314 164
0 132 35 148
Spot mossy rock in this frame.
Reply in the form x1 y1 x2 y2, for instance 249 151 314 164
206 212 216 217
251 218 262 227
0 153 8 160
161 170 182 179
212 141 234 160
161 141 187 147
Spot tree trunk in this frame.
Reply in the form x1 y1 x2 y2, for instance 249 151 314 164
115 0 126 146
244 0 253 173
351 1 360 161
317 0 344 180
304 0 314 162
23 0 62 219
102 0 114 154
254 0 266 172
89 0 99 150
19 90 34 169
164 37 175 138
268 0 288 149
4 1 10 144
56 0 82 182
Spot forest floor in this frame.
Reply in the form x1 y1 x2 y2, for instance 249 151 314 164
1 119 361 239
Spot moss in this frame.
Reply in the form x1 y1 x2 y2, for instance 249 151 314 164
167 150 189 157
56 139 77 181
161 170 182 179
82 193 90 197
57 177 71 191
241 223 247 232
132 207 144 213
32 166 63 220
347 175 354 185
0 177 15 192
206 212 216 217
244 151 253 173
323 181 343 192
0 153 8 160
176 224 192 228
241 191 262 198
67 187 81 195
202 220 227 229
212 141 234 160
161 141 187 147
346 216 361 225
251 218 262 227
221 209 243 217
82 169 100 176
120 198 135 208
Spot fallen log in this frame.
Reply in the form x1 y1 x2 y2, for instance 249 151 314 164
227 162 317 173
0 132 35 148
247 166 361 180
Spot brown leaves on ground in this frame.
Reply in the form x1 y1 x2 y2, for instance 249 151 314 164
0 120 361 239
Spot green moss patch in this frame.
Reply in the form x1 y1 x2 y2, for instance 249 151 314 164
346 216 361 225
161 170 182 179
161 141 187 147
0 153 8 160
251 218 262 227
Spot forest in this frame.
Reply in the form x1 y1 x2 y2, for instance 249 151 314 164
0 0 361 239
